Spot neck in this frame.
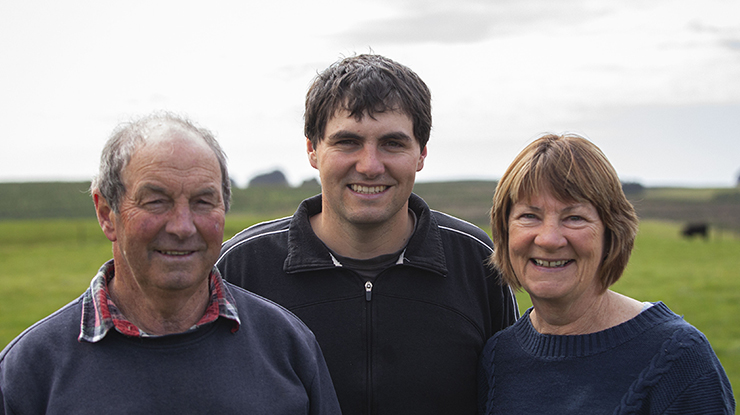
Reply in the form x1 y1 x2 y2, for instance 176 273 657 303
529 290 643 335
311 208 414 260
108 274 210 336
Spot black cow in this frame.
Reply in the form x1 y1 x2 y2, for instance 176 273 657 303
681 223 709 239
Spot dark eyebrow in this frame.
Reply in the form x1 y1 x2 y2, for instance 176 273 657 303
327 130 362 141
326 130 413 142
379 132 414 142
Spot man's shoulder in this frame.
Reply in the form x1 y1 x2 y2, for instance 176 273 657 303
1 296 83 363
220 216 292 254
225 281 312 334
430 209 493 251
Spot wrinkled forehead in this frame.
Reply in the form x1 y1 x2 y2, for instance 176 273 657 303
123 127 218 179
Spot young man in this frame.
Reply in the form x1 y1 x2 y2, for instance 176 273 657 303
218 55 518 414
0 113 340 414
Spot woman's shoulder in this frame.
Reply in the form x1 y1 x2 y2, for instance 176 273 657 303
619 302 735 413
642 302 708 341
481 310 530 355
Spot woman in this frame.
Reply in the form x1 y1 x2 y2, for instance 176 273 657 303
478 133 735 414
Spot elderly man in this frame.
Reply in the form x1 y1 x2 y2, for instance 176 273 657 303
218 54 519 414
0 113 341 414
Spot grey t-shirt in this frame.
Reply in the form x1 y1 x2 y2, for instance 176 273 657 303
329 209 417 281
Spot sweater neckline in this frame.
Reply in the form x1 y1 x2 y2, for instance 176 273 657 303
515 301 676 358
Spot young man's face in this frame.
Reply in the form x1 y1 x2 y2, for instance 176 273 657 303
308 109 426 230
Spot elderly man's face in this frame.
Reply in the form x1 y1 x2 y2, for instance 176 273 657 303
105 129 225 295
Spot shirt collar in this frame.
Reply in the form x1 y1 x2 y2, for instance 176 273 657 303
79 260 240 343
284 193 447 276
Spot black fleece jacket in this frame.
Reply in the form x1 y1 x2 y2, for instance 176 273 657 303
218 193 518 415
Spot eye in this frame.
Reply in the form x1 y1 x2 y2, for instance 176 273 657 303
335 138 359 147
516 212 539 222
192 195 221 212
140 198 170 213
192 198 211 208
196 199 211 206
143 199 165 206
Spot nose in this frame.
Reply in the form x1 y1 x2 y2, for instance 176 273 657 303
166 201 197 239
534 219 567 250
355 145 385 178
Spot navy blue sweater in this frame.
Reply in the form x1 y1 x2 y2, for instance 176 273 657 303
0 281 341 414
478 302 735 414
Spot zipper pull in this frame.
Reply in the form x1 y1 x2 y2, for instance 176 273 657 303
365 281 373 301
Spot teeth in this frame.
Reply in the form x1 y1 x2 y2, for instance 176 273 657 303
533 259 569 268
350 184 387 194
160 250 190 256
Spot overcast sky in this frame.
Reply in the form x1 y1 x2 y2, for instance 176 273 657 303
1 0 739 188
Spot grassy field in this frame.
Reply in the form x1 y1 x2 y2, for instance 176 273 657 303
1 215 738 397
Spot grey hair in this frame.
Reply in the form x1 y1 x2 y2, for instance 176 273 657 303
90 112 231 213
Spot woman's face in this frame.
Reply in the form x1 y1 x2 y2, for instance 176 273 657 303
508 190 605 307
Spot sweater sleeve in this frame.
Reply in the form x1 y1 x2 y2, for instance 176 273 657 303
618 326 735 414
306 338 342 415
476 335 499 415
661 368 736 414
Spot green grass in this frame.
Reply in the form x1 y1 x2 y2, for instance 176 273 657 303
642 187 740 202
0 182 95 219
1 217 738 397
0 219 113 343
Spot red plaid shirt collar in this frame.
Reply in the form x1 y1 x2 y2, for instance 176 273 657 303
79 260 240 343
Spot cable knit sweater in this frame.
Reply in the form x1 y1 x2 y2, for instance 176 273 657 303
478 302 735 414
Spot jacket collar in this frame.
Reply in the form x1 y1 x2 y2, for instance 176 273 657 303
284 193 447 277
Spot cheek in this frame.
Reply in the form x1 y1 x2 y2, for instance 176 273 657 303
135 217 158 234
119 211 160 241
316 157 340 179
507 230 534 272
507 240 525 270
507 228 526 255
198 215 225 243
396 155 422 175
584 227 606 258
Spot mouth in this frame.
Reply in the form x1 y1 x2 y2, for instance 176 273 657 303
157 250 195 257
349 184 388 195
532 258 573 268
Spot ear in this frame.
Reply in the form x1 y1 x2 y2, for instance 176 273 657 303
306 138 319 170
93 191 118 242
416 145 428 172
